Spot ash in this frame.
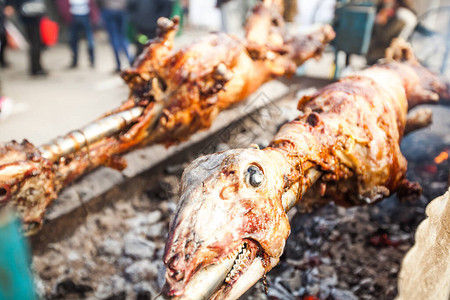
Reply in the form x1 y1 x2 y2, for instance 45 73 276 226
32 100 450 300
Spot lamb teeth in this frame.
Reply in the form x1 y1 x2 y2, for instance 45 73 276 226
225 243 251 284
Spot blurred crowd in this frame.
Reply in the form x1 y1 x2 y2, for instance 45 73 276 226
0 0 419 75
0 0 420 120
0 0 178 76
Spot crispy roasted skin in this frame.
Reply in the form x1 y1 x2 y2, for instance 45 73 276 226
0 1 335 229
272 43 449 209
0 141 57 225
160 41 450 299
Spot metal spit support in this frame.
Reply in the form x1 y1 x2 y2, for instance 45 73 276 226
38 107 144 162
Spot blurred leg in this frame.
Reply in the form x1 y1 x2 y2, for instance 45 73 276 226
80 15 95 67
117 11 132 65
69 17 80 67
0 29 8 68
102 10 122 71
24 21 44 75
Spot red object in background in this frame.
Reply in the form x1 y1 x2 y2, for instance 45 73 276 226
302 296 320 300
40 17 59 46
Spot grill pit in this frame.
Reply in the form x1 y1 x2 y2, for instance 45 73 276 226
30 79 450 300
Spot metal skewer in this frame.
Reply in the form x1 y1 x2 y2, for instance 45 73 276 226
38 107 144 162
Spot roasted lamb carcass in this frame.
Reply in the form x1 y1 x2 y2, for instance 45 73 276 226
0 0 335 231
159 40 450 300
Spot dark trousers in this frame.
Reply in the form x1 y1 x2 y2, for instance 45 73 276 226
0 28 6 66
70 14 95 66
101 9 132 71
24 20 44 74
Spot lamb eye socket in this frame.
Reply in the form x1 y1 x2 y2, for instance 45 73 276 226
246 165 263 187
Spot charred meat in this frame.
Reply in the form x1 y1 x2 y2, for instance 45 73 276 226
160 40 450 299
0 0 334 230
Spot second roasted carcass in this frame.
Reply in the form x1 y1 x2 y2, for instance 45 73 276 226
0 0 335 231
159 40 450 299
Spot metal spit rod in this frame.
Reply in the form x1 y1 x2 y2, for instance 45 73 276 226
38 107 144 162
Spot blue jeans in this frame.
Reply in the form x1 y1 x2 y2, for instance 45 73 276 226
70 14 95 66
101 9 132 71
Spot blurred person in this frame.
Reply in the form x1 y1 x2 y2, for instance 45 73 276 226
56 0 99 68
295 0 336 28
283 0 297 23
10 0 49 76
217 0 256 35
97 0 132 72
0 0 14 68
367 0 417 64
0 0 5 68
294 0 335 76
127 0 172 57
0 2 13 123
189 0 221 31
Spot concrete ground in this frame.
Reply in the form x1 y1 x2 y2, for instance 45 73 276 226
0 32 130 146
0 30 338 146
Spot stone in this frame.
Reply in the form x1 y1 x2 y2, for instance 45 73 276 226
104 291 126 300
94 275 126 299
146 222 164 238
306 283 320 296
320 275 338 288
123 234 156 259
55 279 93 298
133 282 157 299
126 211 162 228
125 215 147 229
159 201 177 214
319 286 331 299
156 261 167 289
331 288 358 300
98 239 123 257
124 260 158 283
66 250 81 262
280 269 302 292
33 274 47 299
95 215 118 231
146 211 162 224
117 257 134 269
115 201 135 218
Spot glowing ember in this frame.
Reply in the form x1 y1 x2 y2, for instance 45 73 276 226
434 151 449 164
303 296 320 300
